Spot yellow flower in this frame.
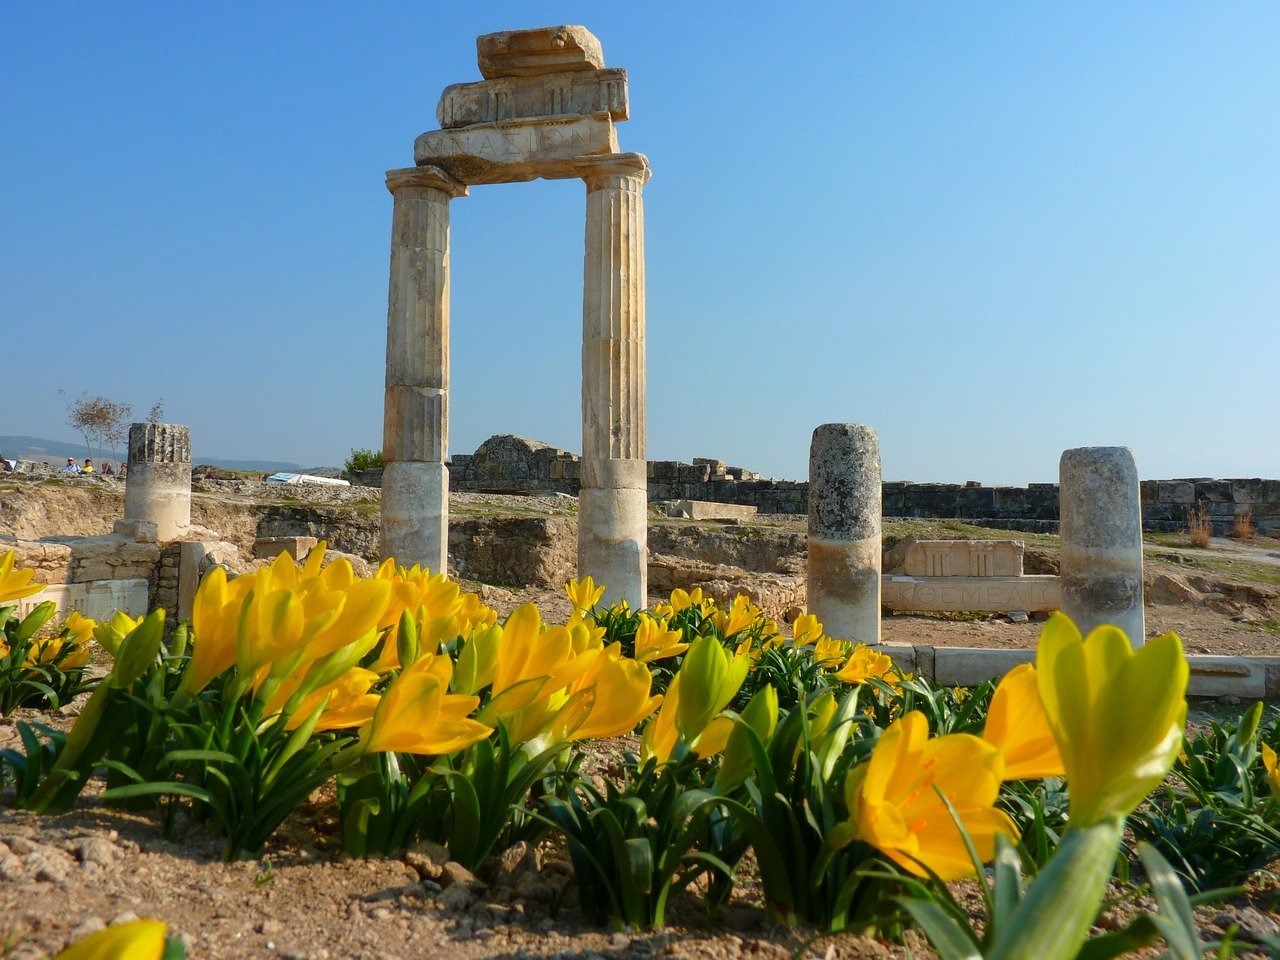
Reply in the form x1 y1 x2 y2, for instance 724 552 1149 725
565 576 605 613
983 663 1065 780
372 562 464 670
24 612 96 670
1035 612 1188 826
557 643 660 741
360 653 491 755
0 550 43 605
92 611 141 658
668 587 708 614
844 711 1017 880
713 594 762 638
813 636 848 669
284 667 381 732
181 566 255 695
675 635 750 742
791 613 825 647
51 919 168 960
633 613 688 662
830 644 900 686
1262 744 1280 803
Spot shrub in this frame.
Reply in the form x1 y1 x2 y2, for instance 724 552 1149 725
1233 507 1256 541
343 448 384 475
1187 502 1213 548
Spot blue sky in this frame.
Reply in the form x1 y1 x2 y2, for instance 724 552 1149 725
2 2 1276 483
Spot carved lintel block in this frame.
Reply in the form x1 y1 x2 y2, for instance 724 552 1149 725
438 68 628 128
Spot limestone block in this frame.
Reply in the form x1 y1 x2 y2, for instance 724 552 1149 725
670 500 759 521
438 68 628 128
253 536 320 561
9 579 149 621
112 519 159 543
933 648 1034 687
477 26 604 79
1187 656 1266 698
413 114 617 184
0 539 74 584
881 575 1061 613
884 538 1024 578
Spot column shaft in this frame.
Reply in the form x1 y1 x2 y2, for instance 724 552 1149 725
807 423 882 645
580 161 649 608
1059 446 1146 644
381 167 466 571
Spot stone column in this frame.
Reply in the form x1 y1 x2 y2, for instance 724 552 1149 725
578 155 650 608
122 422 191 542
1059 446 1145 645
381 166 467 572
807 424 881 645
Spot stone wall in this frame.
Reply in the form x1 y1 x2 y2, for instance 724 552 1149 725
352 436 1280 535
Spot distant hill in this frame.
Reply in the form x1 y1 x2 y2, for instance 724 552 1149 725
0 435 307 474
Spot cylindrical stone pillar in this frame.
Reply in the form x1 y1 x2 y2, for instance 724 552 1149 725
807 423 881 645
1059 446 1145 645
123 422 191 542
578 155 651 609
380 166 467 572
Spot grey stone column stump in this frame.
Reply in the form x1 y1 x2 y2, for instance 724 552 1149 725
123 422 192 542
1059 446 1145 645
807 423 881 645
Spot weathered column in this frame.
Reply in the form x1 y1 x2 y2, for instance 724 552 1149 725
578 155 650 608
807 424 882 645
122 422 191 542
381 166 467 572
1059 446 1145 644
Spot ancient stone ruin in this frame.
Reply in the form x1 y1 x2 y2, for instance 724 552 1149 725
380 26 650 607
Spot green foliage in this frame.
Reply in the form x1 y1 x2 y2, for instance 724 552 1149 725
537 751 737 930
0 602 90 716
1130 703 1280 891
343 448 384 474
338 724 565 868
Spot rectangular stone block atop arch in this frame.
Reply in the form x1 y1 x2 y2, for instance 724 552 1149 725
380 26 650 608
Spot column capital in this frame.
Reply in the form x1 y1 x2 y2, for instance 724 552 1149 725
385 165 469 199
572 152 651 192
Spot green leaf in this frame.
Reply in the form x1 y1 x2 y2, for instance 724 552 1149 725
898 898 983 960
1137 842 1203 960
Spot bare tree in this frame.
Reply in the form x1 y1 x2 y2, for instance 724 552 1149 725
147 399 165 424
60 391 133 463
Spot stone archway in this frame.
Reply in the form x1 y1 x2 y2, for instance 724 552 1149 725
380 26 649 607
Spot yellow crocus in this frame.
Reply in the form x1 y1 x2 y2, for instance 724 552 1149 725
633 613 688 662
1035 612 1188 827
305 577 391 660
92 611 141 658
830 643 900 686
360 653 491 755
791 613 825 647
181 566 256 695
561 643 660 740
565 576 606 613
51 919 168 960
813 636 848 669
282 667 381 732
1262 744 1280 803
668 587 708 614
675 635 750 743
713 594 762 638
983 662 1065 780
0 550 43 605
844 710 1017 880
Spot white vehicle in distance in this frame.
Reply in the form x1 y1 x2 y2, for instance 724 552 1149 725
263 473 351 488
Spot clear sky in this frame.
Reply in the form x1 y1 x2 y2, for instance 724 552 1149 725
2 3 1276 483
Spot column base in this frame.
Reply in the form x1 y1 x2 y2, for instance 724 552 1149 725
807 536 882 646
380 461 448 573
578 485 647 610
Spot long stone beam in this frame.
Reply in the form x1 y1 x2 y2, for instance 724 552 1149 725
881 574 1061 613
414 114 618 185
438 68 628 128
